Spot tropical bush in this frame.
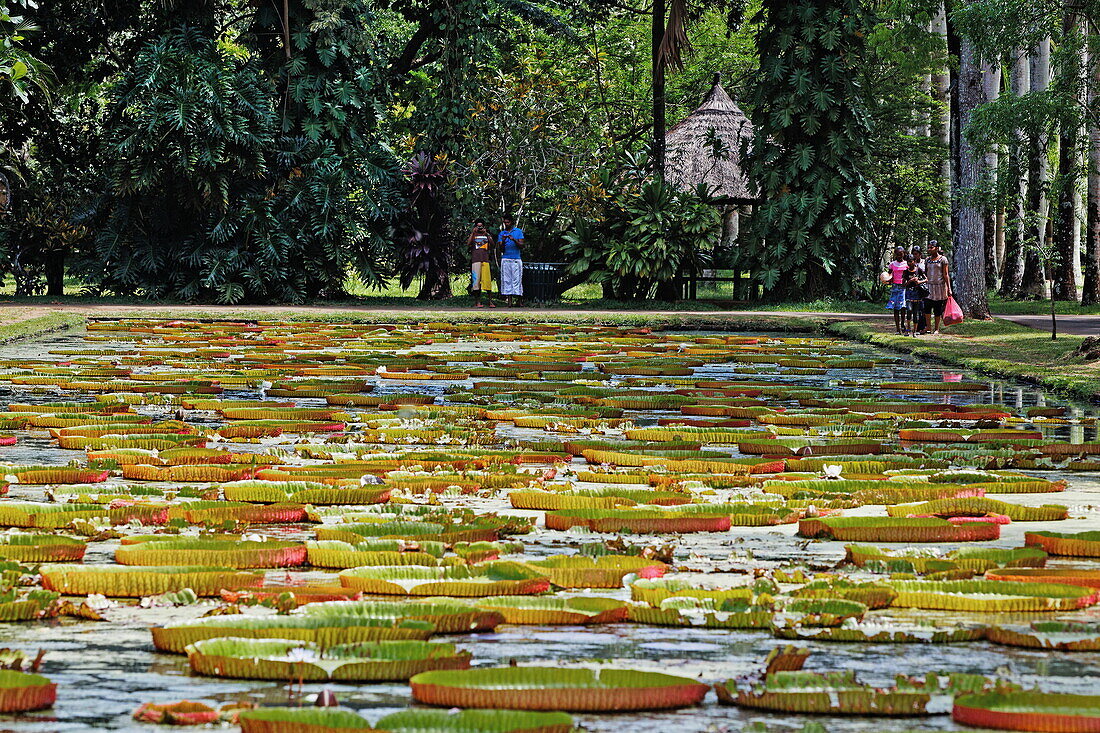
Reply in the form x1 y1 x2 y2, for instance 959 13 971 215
561 164 719 300
72 3 399 303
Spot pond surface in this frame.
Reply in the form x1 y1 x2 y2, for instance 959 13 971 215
0 324 1094 732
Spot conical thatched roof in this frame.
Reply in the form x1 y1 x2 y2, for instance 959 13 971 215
665 75 758 203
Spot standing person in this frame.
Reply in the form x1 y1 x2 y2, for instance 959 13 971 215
903 253 928 337
885 246 910 335
498 215 524 307
910 245 928 333
924 240 953 334
468 220 495 308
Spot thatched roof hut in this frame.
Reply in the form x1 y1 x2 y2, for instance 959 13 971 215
665 74 758 204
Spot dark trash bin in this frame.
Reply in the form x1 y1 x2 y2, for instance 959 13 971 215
523 262 563 301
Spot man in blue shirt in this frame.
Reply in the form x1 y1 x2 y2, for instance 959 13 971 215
498 215 524 306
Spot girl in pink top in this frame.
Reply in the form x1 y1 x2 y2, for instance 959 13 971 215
885 246 909 334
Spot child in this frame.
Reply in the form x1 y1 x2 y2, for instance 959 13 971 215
903 253 928 337
910 245 928 333
885 246 909 335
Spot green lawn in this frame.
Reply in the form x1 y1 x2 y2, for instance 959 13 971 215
830 319 1100 400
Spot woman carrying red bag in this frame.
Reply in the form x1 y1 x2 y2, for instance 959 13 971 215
924 240 953 334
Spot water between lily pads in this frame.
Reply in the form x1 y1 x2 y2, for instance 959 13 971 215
0 327 1094 732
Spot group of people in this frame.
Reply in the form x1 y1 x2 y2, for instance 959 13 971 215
468 215 525 308
884 240 952 336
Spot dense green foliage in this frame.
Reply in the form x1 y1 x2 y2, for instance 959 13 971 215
72 3 401 302
11 0 1097 306
561 160 719 299
0 1 42 102
739 0 878 299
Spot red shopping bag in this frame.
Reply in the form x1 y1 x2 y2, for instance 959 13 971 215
943 296 964 326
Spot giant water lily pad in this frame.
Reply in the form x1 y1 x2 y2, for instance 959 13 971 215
186 638 470 681
297 600 505 635
845 544 1047 574
0 534 86 562
953 691 1100 732
306 540 442 569
474 596 629 625
238 707 379 732
239 707 574 733
220 479 390 505
41 565 263 597
1025 531 1100 557
0 669 56 713
628 597 773 629
115 536 306 568
985 621 1100 651
338 563 550 597
629 578 755 607
521 555 666 588
776 598 867 627
544 508 731 533
375 708 574 732
800 517 1000 542
410 666 708 711
889 579 1100 612
716 670 931 715
789 578 897 609
886 497 1067 522
772 617 986 643
508 487 689 510
985 567 1100 588
152 612 436 654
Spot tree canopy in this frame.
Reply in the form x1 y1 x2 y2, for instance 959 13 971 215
1 0 1099 309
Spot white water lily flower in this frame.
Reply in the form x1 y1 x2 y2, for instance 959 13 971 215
285 647 319 664
85 594 115 611
822 465 844 479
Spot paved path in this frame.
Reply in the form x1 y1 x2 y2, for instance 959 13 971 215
997 314 1098 337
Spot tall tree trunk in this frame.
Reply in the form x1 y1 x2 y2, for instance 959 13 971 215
1001 48 1030 296
651 0 666 175
931 0 952 236
1023 37 1052 297
1084 34 1100 304
1054 10 1082 301
45 256 64 297
1074 173 1084 292
1054 130 1081 300
954 29 990 318
919 72 932 137
982 61 1001 288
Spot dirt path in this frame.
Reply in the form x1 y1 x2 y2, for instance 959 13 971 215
0 305 60 326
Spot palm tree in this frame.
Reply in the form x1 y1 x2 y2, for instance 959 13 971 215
651 0 740 176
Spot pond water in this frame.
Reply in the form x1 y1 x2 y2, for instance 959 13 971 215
0 324 1094 732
